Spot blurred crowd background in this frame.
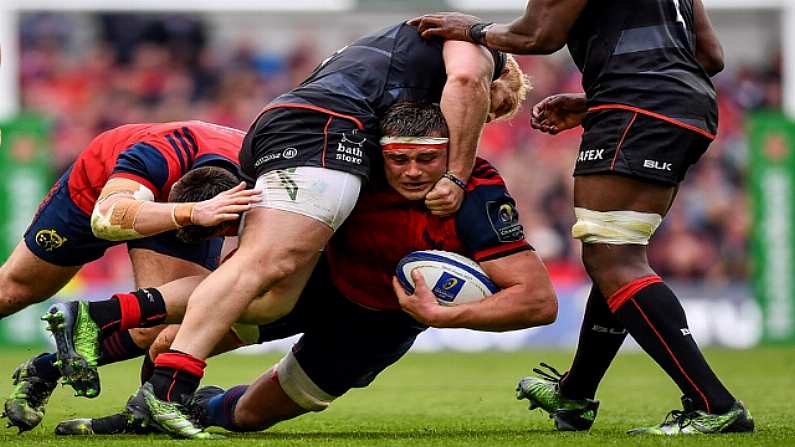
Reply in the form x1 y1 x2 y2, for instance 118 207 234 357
17 12 783 289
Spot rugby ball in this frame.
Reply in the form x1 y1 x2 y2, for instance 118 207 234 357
396 250 499 306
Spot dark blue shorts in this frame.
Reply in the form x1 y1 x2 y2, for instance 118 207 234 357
24 168 223 269
258 260 426 397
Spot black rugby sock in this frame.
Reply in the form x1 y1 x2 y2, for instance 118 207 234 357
609 278 736 414
150 350 205 403
98 330 146 366
90 413 134 434
89 288 167 335
140 353 155 384
559 286 627 400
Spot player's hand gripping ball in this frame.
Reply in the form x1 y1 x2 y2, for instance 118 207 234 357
396 250 498 305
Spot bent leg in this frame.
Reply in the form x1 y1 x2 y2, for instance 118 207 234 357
171 207 332 360
234 366 308 431
0 241 79 317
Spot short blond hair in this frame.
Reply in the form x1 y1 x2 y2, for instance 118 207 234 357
493 54 532 121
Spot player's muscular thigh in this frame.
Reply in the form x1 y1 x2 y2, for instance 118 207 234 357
574 175 676 296
573 175 676 214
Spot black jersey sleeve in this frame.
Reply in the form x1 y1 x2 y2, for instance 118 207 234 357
455 184 532 262
490 49 507 81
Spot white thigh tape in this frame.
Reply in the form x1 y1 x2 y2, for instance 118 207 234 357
253 167 361 231
275 350 336 411
572 207 662 245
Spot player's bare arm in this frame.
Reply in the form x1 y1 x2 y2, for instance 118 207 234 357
692 0 724 76
531 93 588 135
425 41 493 216
395 250 557 331
408 0 587 54
92 179 260 241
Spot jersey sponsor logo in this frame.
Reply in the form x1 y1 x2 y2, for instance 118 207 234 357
577 149 605 162
335 131 365 165
486 200 524 243
35 229 67 251
643 159 672 171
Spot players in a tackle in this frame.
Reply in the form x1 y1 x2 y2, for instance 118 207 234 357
124 20 530 439
1 120 260 432
45 101 558 437
3 30 529 431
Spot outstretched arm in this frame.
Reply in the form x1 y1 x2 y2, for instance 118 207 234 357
409 0 586 54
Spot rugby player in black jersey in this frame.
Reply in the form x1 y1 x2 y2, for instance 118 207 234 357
410 0 753 435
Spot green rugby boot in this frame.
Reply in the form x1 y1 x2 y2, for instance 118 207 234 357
628 397 754 435
127 383 222 440
42 301 101 398
1 355 58 432
516 363 599 431
55 409 154 436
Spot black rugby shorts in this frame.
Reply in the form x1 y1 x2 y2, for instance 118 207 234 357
573 108 712 185
239 105 379 183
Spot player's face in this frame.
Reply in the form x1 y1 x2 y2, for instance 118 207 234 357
488 77 514 122
383 147 448 201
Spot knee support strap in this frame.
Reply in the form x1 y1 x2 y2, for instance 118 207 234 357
572 207 662 245
275 350 336 411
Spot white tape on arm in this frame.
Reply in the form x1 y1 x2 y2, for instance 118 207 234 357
91 181 156 241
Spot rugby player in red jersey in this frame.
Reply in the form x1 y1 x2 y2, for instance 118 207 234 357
1 121 259 432
47 102 555 437
409 0 752 435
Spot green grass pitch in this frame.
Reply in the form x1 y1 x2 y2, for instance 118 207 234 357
0 347 792 446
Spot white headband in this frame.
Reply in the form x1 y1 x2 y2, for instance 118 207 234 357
380 136 449 150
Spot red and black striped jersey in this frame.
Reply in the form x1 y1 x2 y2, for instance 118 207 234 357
569 0 718 137
66 121 244 214
327 158 531 311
